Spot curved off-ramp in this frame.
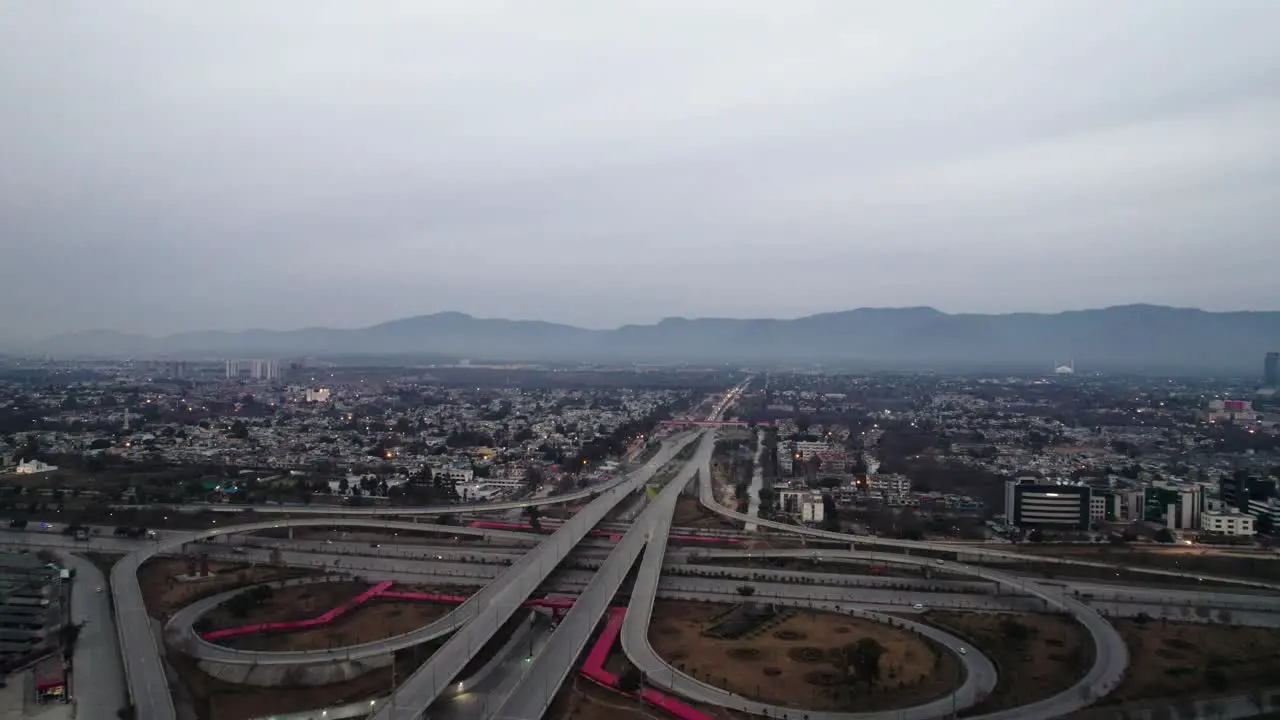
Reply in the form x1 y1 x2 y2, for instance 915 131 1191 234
689 476 1129 719
622 445 1000 720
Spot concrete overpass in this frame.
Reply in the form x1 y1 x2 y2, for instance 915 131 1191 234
491 431 717 720
113 432 700 720
365 431 706 720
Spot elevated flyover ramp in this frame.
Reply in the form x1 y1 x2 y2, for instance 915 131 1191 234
115 433 696 720
491 431 717 720
366 432 702 720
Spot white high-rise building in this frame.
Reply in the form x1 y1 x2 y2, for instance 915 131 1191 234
250 359 280 380
226 359 280 381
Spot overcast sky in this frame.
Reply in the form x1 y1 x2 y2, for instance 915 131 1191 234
3 1 1279 339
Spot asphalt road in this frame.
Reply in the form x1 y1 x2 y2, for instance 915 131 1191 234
432 614 555 720
694 471 1280 592
492 430 717 720
367 431 702 720
678 548 1131 719
110 483 679 720
61 554 127 718
618 437 1000 720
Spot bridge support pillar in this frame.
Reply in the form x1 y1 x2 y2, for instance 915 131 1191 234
288 526 294 540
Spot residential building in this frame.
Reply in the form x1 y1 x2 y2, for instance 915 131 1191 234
13 459 57 475
1200 509 1256 536
1206 399 1258 424
860 474 911 498
1004 479 1091 529
304 388 331 403
1090 493 1110 521
250 359 280 381
0 555 68 666
437 465 475 484
778 489 825 524
225 359 281 381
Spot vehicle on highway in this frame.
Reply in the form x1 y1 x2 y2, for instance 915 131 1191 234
371 543 381 548
230 547 247 555
96 587 103 593
912 603 924 610
935 558 944 565
958 647 967 655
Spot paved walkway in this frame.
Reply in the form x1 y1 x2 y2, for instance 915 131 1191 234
0 673 72 720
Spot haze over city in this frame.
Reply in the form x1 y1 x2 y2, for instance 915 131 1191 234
3 1 1279 343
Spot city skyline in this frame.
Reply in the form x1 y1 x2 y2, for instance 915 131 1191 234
3 1 1279 340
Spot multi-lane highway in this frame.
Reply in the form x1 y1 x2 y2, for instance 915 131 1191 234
68 379 1271 720
693 456 1280 591
611 454 1133 720
62 553 127 717
114 433 698 720
366 432 702 720
494 430 718 720
618 433 1000 720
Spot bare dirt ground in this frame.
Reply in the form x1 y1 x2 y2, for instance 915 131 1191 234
548 671 748 720
925 611 1091 714
672 496 740 531
221 599 457 651
138 557 317 620
203 580 367 630
169 640 440 720
1108 618 1280 702
649 601 959 712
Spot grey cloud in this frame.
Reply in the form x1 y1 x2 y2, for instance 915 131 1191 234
2 0 1279 339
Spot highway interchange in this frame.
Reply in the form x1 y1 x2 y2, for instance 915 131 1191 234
13 382 1280 720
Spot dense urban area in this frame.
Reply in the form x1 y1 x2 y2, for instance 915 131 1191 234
3 357 1280 720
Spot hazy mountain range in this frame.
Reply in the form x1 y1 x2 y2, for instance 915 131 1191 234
19 305 1280 371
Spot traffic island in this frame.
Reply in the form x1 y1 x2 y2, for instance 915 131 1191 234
923 610 1092 714
649 600 963 712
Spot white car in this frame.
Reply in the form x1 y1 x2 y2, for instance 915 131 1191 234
958 647 967 655
912 603 924 610
95 587 103 593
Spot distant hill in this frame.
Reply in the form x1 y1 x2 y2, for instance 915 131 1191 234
23 305 1280 371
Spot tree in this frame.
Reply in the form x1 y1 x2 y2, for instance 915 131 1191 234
617 668 643 693
840 638 885 687
525 505 541 530
59 621 84 659
1204 665 1228 693
229 420 249 440
999 617 1035 646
